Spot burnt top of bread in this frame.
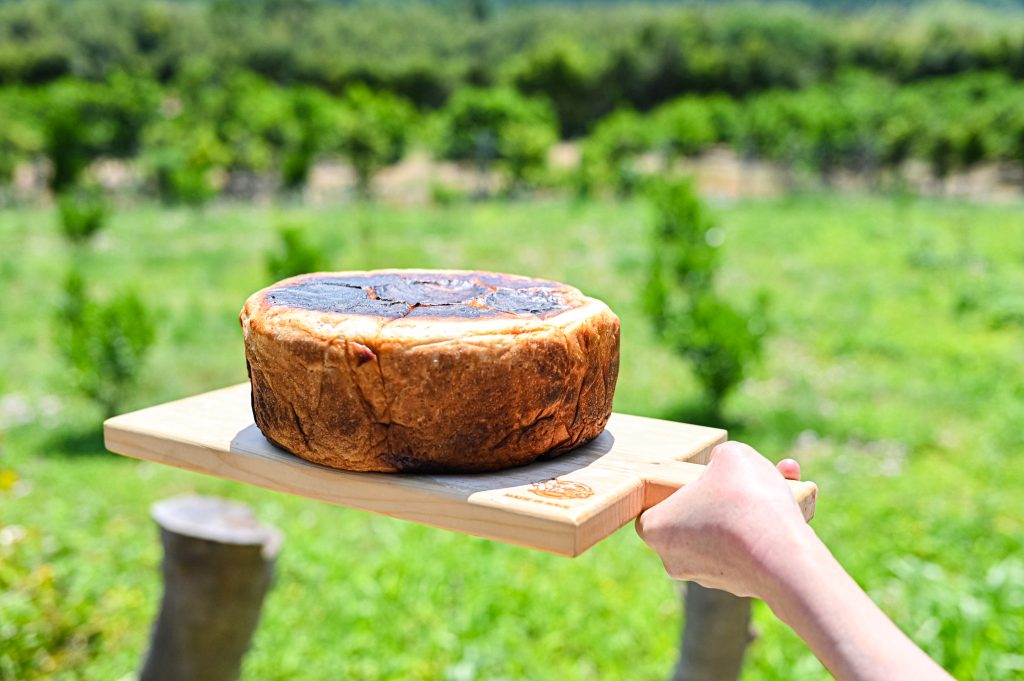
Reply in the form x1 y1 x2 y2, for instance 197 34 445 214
264 271 581 320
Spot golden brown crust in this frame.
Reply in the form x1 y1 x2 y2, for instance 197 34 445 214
241 269 620 472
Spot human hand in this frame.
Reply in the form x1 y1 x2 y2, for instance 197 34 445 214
638 443 957 681
635 441 813 600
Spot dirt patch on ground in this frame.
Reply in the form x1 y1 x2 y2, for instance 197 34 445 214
12 144 1022 205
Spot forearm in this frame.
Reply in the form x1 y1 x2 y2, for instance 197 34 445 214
761 529 954 681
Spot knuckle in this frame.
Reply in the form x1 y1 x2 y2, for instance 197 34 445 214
723 440 757 457
713 441 751 461
712 441 771 474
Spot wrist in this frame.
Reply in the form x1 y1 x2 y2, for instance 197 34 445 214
755 522 831 619
755 527 956 681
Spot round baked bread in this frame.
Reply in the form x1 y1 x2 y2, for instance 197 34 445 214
240 269 620 472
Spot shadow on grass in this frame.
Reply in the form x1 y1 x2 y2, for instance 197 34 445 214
658 396 740 432
43 423 110 457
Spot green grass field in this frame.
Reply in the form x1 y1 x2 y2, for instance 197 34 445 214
2 194 1022 680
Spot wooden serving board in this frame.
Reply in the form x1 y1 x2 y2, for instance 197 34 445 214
104 384 816 556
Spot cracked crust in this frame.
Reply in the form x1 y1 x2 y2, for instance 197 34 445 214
241 269 620 472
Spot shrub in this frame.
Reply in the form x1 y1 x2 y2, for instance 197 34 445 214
677 291 768 416
652 97 717 159
0 526 99 679
435 87 557 195
871 91 921 179
0 92 42 186
35 76 158 192
736 92 807 165
334 85 414 198
643 178 766 420
384 60 453 109
57 270 156 418
142 119 228 205
507 39 601 137
149 69 287 179
582 108 654 196
429 181 465 206
143 69 308 201
1008 111 1024 179
266 223 328 282
643 178 718 312
436 87 556 162
280 88 340 191
498 120 557 192
160 163 220 206
34 83 99 193
211 72 293 177
56 187 108 244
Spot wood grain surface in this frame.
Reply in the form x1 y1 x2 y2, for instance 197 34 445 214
104 383 816 556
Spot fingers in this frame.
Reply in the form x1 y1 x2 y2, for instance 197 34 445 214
638 441 803 546
635 477 695 542
634 512 650 541
776 458 801 480
634 506 664 545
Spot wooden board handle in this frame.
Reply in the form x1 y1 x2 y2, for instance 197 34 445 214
102 383 815 554
629 459 817 522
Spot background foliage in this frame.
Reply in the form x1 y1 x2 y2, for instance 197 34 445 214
2 1 1024 201
1 2 1023 680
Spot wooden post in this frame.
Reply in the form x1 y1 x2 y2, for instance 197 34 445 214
140 496 282 681
672 582 753 681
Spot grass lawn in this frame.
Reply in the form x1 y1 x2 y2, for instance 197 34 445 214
1 193 1022 680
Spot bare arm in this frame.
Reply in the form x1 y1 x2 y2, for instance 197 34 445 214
636 441 954 681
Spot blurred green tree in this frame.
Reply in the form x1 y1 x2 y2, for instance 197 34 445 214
142 115 228 205
581 108 654 196
653 97 717 160
334 85 414 199
0 92 42 190
498 120 557 194
280 88 340 192
507 40 600 137
643 178 766 422
436 87 557 195
57 269 156 418
35 75 158 192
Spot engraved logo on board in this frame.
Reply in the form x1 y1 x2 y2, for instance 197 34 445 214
529 479 594 500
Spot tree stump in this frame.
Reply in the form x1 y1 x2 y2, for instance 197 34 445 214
140 496 283 681
672 582 753 681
